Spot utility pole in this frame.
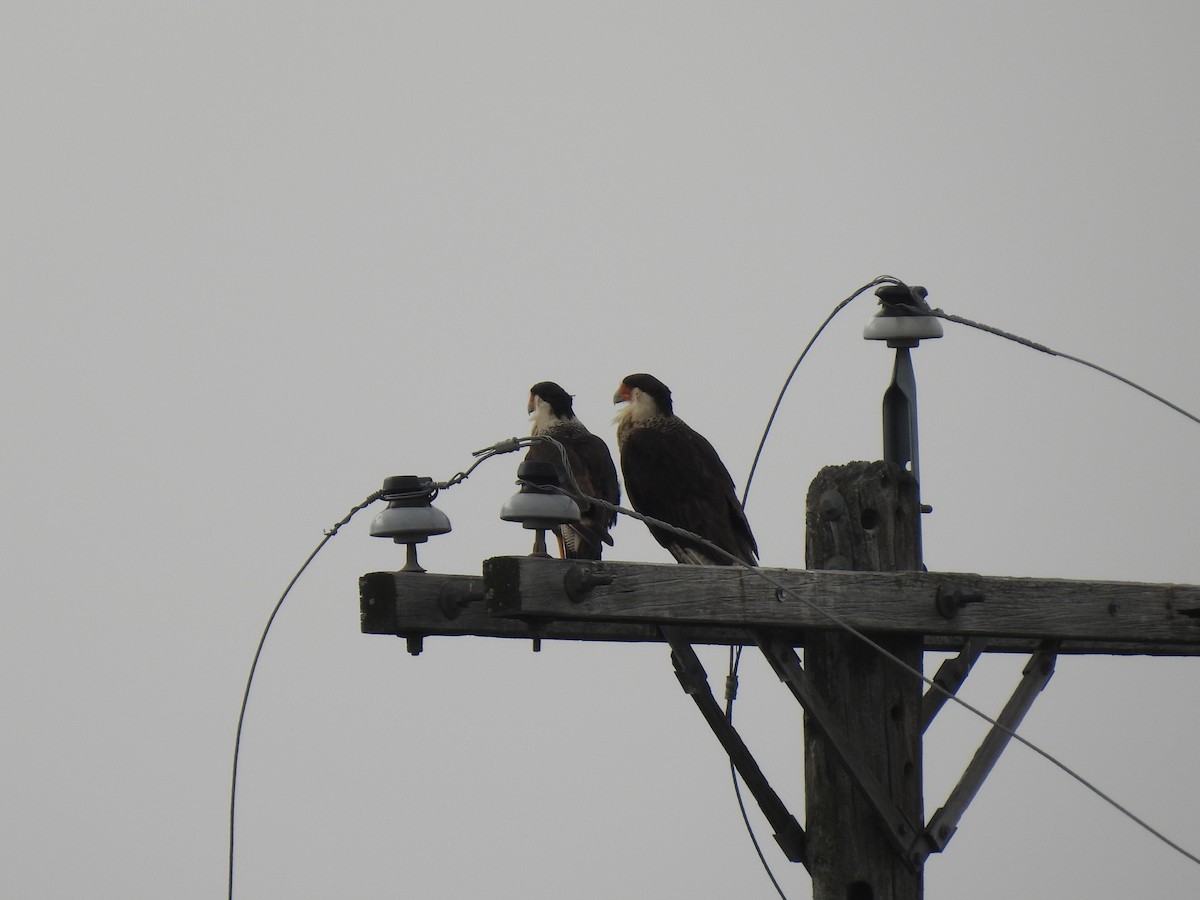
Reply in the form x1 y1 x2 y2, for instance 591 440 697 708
360 556 1200 895
795 282 936 898
802 461 925 899
357 285 1200 897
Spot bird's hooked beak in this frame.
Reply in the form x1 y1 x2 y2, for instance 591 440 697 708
527 394 537 416
613 383 632 405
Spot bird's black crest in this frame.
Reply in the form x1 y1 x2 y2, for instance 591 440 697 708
530 381 575 418
622 373 673 416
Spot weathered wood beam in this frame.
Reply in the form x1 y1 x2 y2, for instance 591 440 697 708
360 564 1200 656
480 556 1200 655
359 571 754 650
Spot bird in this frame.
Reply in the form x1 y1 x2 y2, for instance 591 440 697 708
613 373 758 566
525 381 621 560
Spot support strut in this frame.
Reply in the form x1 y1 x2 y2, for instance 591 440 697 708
660 627 808 866
754 630 931 867
922 637 989 733
923 639 1061 856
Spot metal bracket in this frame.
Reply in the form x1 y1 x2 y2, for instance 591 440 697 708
660 627 808 867
753 630 931 868
883 345 921 482
922 639 1061 856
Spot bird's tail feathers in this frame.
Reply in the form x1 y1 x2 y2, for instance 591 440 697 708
561 522 610 559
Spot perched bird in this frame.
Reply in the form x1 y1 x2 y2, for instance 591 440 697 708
613 373 757 566
525 381 620 560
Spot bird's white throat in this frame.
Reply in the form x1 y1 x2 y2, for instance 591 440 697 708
529 397 566 435
613 388 659 427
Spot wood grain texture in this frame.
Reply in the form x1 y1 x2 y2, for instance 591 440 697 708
361 563 1200 655
479 557 1200 652
803 461 924 900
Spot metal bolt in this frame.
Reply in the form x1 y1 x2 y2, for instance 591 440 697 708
818 489 846 521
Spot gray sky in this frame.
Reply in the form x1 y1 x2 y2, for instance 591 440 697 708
4 2 1199 897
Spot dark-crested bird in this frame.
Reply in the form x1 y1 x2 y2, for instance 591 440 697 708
525 381 620 559
613 373 757 566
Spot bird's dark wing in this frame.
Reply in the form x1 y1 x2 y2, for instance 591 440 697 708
577 431 620 528
620 422 757 566
527 426 620 558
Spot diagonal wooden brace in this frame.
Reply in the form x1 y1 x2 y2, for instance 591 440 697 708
754 630 932 867
923 639 1061 856
660 627 808 867
922 637 989 733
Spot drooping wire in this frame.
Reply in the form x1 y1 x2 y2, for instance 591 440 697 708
527 469 800 895
915 306 1200 426
444 436 529 488
226 440 538 899
546 481 1200 869
228 490 382 900
708 278 1200 882
719 276 902 895
725 645 789 900
228 320 1197 896
740 275 903 512
521 434 801 888
759 564 1200 869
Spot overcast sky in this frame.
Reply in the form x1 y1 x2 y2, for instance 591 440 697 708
4 3 1199 898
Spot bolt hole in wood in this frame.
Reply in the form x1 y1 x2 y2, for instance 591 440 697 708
861 507 880 530
847 880 874 900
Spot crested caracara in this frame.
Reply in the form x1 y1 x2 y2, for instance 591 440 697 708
613 373 757 566
526 381 620 559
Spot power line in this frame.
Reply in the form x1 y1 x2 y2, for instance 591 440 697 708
746 280 1200 524
725 644 790 900
227 491 381 900
741 275 904 512
230 291 1200 895
722 279 1200 878
226 442 544 899
920 306 1200 426
552 482 1200 869
731 276 900 895
542 294 1200 870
